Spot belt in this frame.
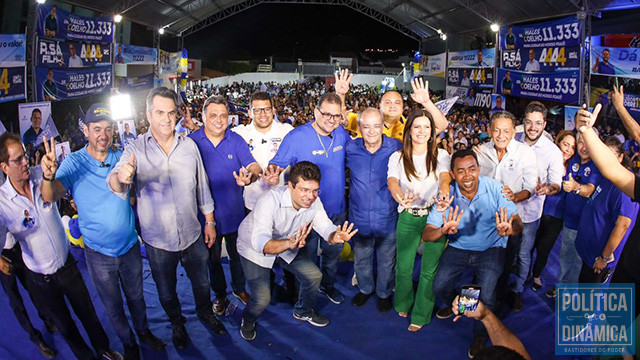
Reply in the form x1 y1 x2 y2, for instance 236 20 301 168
406 208 429 217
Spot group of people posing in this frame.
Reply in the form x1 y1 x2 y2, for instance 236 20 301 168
0 70 638 360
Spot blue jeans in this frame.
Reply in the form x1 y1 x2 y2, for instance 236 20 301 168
304 211 345 290
433 246 505 338
145 237 212 325
353 231 396 298
241 252 322 323
85 242 148 346
557 226 581 284
512 219 541 293
209 232 246 298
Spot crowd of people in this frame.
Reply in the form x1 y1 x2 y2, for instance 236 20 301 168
2 69 640 360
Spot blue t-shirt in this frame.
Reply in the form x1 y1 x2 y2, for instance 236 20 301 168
596 61 615 75
55 147 138 257
346 136 402 236
189 128 256 234
270 122 349 217
563 157 602 230
575 178 638 268
427 176 518 251
542 191 565 219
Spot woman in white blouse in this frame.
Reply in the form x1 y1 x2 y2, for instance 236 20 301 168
387 109 451 331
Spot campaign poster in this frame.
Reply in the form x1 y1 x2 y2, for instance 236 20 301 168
489 94 507 114
447 49 495 68
117 119 137 148
159 49 181 74
417 52 445 77
500 16 581 71
0 34 26 66
497 68 580 104
564 105 593 130
590 46 640 78
0 67 26 103
55 141 71 164
114 43 157 65
116 73 154 91
35 66 112 102
18 101 53 146
37 38 111 68
446 67 494 89
445 86 493 108
37 4 114 42
228 115 239 127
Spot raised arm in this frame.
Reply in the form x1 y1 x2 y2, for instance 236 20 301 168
40 136 68 202
611 86 640 144
410 78 449 134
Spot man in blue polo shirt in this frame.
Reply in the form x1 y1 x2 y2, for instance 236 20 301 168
40 103 165 360
189 95 260 315
346 107 401 311
267 92 350 304
422 149 523 358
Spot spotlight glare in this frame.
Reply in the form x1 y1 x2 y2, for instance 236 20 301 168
110 94 133 121
36 0 46 4
114 14 122 23
490 23 500 32
158 28 165 35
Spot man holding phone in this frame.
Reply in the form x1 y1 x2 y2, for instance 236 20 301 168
422 149 523 358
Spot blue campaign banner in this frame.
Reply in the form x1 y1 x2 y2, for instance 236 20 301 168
116 73 154 91
591 46 640 78
500 16 581 51
37 38 111 68
446 67 494 89
497 68 580 104
37 4 114 43
445 86 493 108
0 67 26 103
448 49 495 68
35 66 111 102
0 34 26 66
114 43 158 65
501 46 580 71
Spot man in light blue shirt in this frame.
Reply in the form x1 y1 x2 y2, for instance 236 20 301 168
422 149 522 358
41 103 165 359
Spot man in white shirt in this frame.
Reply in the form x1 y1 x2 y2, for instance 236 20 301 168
236 161 357 341
510 102 564 311
475 111 538 309
67 43 83 68
232 91 293 210
0 133 121 360
460 69 471 87
523 49 540 72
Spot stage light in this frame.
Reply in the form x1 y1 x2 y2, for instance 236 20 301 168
490 23 500 32
36 0 46 4
110 94 133 121
114 14 122 23
441 33 447 41
158 28 165 35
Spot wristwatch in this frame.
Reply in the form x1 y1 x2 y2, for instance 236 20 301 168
597 254 615 264
574 185 581 194
205 221 216 227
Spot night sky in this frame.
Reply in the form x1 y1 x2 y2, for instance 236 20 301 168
183 4 418 64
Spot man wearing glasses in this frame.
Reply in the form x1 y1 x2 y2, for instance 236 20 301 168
108 87 227 350
267 93 350 304
189 95 260 317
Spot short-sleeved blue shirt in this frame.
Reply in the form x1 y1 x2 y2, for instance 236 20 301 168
346 136 402 236
270 122 349 217
427 176 518 251
563 156 602 230
189 128 256 234
575 178 638 268
55 147 138 257
542 191 565 219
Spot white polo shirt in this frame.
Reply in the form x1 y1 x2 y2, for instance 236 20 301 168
0 168 69 275
237 186 337 269
232 121 294 210
476 138 538 220
514 133 564 223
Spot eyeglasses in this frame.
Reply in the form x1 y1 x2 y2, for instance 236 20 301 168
8 155 27 165
297 186 320 196
317 110 342 122
252 107 272 115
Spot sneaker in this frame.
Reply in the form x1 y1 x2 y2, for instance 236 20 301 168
171 324 189 350
240 319 256 341
100 349 124 360
351 292 372 307
233 291 250 306
468 336 487 358
36 342 56 359
545 288 556 298
436 307 454 319
123 343 140 360
212 297 230 316
137 329 166 351
198 313 227 335
511 292 523 312
377 296 393 313
319 287 345 304
293 311 330 327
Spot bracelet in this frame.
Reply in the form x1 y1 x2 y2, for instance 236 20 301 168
205 221 216 227
574 185 581 194
43 175 55 182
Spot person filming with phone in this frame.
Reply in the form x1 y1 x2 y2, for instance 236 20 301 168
422 149 523 358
